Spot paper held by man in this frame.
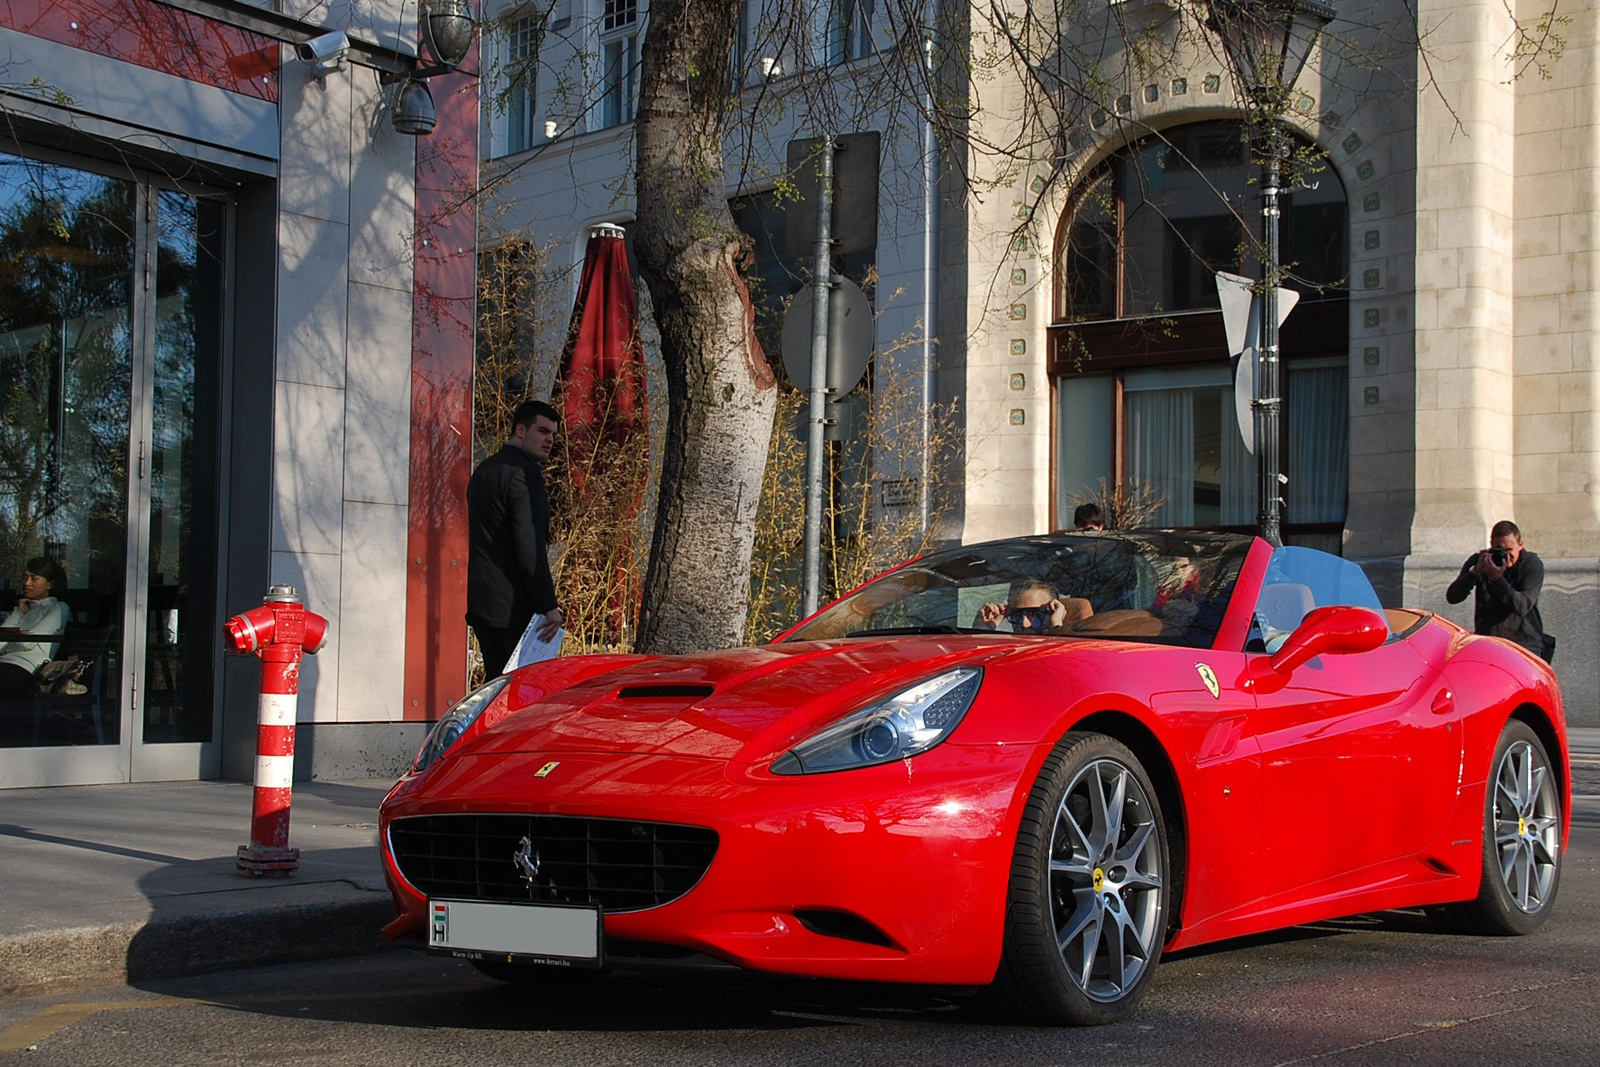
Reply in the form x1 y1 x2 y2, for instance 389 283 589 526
505 618 565 673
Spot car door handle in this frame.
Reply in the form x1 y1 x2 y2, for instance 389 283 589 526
1431 688 1454 716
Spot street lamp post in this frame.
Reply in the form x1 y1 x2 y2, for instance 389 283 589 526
1203 0 1336 546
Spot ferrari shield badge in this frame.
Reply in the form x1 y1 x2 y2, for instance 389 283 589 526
534 761 560 777
1195 663 1221 699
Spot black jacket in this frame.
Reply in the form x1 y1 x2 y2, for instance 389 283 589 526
1445 549 1545 655
466 444 557 632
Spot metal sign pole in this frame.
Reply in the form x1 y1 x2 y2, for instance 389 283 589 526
801 138 836 617
1257 129 1284 547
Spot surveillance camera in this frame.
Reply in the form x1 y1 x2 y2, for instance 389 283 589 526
296 30 349 70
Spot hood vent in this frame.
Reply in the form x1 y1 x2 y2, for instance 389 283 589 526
616 683 715 700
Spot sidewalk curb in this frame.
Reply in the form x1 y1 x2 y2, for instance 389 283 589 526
0 894 395 995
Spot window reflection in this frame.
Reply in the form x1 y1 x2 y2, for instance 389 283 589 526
1059 122 1346 320
145 191 224 744
0 154 134 747
0 153 225 751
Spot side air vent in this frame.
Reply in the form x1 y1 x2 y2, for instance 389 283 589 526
793 908 898 949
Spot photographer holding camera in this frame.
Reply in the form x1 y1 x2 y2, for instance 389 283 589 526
1445 520 1553 661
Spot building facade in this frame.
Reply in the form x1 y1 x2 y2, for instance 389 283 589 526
0 0 479 788
483 0 1596 726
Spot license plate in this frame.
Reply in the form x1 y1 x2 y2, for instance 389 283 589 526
427 899 602 967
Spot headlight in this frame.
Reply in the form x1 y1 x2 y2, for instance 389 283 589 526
771 667 982 775
412 675 512 773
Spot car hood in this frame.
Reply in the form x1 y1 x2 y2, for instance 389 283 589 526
459 636 1046 765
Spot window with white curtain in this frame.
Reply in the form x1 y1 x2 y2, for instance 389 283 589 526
599 0 640 128
500 10 540 155
1123 365 1254 528
1286 359 1349 523
1056 360 1345 539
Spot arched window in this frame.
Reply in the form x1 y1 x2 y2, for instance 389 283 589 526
1051 122 1349 552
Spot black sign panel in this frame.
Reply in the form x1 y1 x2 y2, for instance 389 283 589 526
784 132 881 259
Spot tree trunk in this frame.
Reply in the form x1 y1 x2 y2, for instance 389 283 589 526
632 0 777 654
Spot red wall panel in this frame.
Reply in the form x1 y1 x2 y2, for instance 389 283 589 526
404 63 478 721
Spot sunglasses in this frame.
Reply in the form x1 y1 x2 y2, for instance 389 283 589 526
1006 605 1054 629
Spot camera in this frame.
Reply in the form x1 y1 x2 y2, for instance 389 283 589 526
1489 547 1508 566
296 30 349 79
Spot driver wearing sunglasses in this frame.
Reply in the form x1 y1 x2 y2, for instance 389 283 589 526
973 580 1081 633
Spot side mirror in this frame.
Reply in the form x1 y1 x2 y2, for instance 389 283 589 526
1267 605 1388 675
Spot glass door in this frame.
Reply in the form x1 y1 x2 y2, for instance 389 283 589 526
131 189 226 780
0 150 225 787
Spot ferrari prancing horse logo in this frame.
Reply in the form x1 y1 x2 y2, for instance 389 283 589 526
534 761 560 777
1195 663 1220 699
513 836 541 886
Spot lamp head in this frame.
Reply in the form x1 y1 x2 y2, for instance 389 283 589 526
423 0 477 67
392 79 437 135
1204 0 1337 98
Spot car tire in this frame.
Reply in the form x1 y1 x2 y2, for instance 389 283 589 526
993 731 1169 1025
1430 719 1563 936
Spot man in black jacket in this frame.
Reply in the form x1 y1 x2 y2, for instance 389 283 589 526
1445 519 1545 657
467 399 564 675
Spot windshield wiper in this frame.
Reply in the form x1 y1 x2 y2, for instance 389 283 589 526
845 625 965 638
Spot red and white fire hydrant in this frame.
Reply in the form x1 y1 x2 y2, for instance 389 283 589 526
224 585 328 877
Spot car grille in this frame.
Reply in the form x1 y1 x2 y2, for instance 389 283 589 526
388 814 718 912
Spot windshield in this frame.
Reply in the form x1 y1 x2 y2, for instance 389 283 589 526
784 532 1253 649
1249 545 1389 653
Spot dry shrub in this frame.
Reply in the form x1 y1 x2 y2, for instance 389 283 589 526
545 387 652 656
1067 477 1166 531
746 335 958 644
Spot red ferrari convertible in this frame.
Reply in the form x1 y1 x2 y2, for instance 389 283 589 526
379 531 1569 1025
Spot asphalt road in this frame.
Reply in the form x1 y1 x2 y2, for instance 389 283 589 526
4 769 1596 1067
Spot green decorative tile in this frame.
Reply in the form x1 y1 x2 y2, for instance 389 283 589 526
1009 338 1027 356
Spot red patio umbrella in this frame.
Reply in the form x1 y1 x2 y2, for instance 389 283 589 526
553 224 650 646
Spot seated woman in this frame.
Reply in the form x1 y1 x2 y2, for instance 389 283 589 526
0 556 70 697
